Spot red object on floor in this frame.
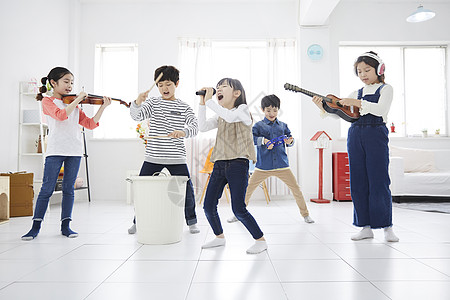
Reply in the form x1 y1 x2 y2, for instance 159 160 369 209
310 148 331 203
332 152 352 201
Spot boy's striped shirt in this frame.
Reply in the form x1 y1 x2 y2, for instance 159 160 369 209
130 97 198 164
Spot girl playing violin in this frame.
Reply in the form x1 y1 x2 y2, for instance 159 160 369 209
22 67 111 240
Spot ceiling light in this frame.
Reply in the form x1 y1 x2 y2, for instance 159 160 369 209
406 5 436 23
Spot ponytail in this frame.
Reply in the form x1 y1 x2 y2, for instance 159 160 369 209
36 77 48 101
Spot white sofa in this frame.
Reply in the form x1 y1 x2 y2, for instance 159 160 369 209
389 146 450 198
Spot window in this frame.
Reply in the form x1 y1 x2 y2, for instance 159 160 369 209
93 44 138 139
339 46 447 137
178 39 299 135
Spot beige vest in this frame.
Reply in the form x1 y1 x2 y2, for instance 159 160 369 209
210 117 256 163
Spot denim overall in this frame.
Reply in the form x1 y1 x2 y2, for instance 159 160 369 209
347 85 392 229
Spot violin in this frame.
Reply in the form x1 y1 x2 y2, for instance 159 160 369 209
62 94 131 108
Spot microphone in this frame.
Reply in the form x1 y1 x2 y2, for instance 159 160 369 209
196 88 216 96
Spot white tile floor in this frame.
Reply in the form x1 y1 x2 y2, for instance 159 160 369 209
0 198 449 300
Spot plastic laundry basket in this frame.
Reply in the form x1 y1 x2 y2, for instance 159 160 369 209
128 174 188 244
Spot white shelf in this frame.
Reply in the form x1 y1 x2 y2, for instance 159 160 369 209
21 123 41 126
18 81 91 202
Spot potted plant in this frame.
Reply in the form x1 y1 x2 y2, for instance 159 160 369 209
422 128 428 138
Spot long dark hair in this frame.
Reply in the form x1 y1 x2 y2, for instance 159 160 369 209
36 67 73 101
216 78 247 108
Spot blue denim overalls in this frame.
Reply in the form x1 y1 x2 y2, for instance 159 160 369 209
347 84 392 229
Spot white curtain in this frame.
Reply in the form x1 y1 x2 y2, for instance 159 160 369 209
266 39 300 197
178 38 299 199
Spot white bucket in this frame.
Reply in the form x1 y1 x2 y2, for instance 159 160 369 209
128 175 188 244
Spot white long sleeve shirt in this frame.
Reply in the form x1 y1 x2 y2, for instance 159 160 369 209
348 83 393 123
198 100 252 132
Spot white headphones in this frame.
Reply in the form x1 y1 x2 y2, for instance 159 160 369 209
359 52 385 76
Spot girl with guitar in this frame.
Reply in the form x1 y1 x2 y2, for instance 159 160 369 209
312 51 399 243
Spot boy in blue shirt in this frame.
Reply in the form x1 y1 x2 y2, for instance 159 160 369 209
228 94 314 224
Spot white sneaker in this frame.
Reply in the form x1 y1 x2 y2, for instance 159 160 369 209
384 227 399 242
246 240 268 254
351 227 374 241
189 224 200 234
304 216 315 223
128 224 136 234
202 237 226 249
227 215 238 223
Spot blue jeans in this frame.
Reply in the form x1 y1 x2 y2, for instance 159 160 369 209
33 156 81 221
134 161 197 226
347 124 392 229
203 159 264 240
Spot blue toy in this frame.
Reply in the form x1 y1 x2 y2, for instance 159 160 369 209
266 135 290 148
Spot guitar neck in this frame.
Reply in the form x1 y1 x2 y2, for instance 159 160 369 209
296 88 332 103
284 84 332 103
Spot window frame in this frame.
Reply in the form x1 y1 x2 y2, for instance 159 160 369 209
93 43 139 139
338 44 448 138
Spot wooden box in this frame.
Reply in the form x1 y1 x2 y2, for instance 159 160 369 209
0 176 10 224
0 172 34 217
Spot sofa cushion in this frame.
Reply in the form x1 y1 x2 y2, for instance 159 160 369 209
390 146 436 173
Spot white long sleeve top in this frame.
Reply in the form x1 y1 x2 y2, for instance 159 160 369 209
198 100 252 132
348 83 393 123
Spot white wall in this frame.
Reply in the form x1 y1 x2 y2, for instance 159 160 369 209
0 0 72 173
2 0 450 202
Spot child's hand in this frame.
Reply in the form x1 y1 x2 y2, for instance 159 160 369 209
205 87 215 101
198 88 206 105
135 90 150 105
338 98 360 107
285 136 294 145
200 87 215 103
168 130 186 138
264 138 274 150
101 96 112 108
75 91 87 104
312 96 325 112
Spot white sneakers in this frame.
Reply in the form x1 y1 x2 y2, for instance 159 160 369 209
351 226 399 242
351 226 374 241
189 224 200 234
304 216 315 223
384 227 400 242
128 224 137 234
201 237 226 249
201 237 268 254
227 215 238 223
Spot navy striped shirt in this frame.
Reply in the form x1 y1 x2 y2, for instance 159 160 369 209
130 97 198 164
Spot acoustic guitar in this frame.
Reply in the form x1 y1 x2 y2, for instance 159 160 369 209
284 83 360 123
